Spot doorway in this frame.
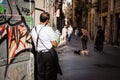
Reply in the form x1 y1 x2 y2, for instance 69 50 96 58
116 13 120 46
102 16 107 42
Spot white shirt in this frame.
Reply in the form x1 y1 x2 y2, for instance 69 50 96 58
62 27 67 36
31 24 56 51
75 29 78 36
67 26 73 34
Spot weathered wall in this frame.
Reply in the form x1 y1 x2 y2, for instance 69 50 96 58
0 0 34 80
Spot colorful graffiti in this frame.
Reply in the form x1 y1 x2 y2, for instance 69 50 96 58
0 0 35 79
8 25 31 63
0 24 31 62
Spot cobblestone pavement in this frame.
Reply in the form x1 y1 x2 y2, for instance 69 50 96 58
57 35 120 80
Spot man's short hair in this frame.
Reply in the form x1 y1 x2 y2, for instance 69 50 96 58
40 12 50 22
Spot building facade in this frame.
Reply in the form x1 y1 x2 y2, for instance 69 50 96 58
89 0 120 46
99 0 120 46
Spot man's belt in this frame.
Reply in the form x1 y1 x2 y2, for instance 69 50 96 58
37 49 50 54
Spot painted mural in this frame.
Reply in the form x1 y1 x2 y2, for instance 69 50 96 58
0 0 35 80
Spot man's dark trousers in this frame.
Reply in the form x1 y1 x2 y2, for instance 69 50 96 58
36 51 57 80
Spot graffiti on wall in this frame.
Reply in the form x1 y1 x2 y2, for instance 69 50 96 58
0 0 35 79
8 25 31 63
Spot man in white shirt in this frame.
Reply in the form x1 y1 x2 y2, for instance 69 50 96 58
31 12 62 80
67 25 73 42
62 25 67 42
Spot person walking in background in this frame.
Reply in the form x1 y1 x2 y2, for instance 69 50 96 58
62 25 68 42
80 27 90 50
74 28 79 40
67 25 73 42
31 12 62 80
94 25 105 52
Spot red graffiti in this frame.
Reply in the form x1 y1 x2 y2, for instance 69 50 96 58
8 25 30 63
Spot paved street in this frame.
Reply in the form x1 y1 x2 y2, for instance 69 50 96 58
57 35 120 80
